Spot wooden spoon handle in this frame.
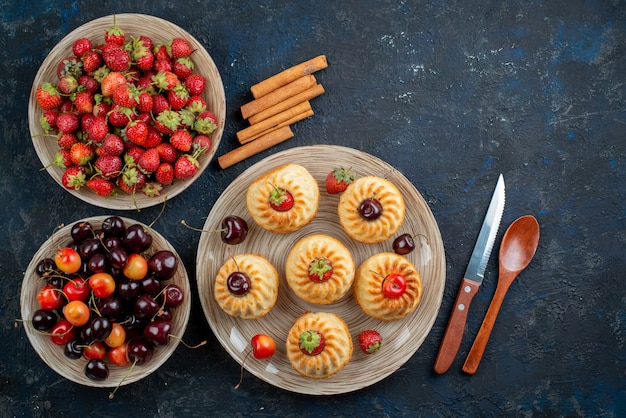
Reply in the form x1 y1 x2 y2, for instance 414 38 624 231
462 272 516 374
433 278 481 374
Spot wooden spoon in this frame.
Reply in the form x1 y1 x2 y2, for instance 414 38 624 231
462 215 540 375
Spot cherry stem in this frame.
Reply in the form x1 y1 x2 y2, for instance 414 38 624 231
168 334 207 349
148 196 168 228
109 357 138 399
180 219 225 234
234 350 252 390
51 223 65 248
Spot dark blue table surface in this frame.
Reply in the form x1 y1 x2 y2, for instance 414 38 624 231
1 1 624 416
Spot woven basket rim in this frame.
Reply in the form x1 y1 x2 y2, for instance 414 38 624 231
28 14 226 210
196 145 446 395
20 215 191 388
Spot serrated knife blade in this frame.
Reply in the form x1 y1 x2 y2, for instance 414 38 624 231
433 174 505 374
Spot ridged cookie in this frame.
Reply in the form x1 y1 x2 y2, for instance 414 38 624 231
285 234 355 304
338 176 405 244
246 163 319 234
353 252 422 321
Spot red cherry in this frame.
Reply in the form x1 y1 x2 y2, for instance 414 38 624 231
382 273 407 298
88 272 116 298
63 277 90 301
108 343 131 366
251 334 276 359
54 247 82 273
83 341 107 360
49 319 76 345
123 253 148 280
36 284 64 310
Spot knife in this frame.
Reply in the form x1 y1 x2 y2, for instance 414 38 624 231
433 174 505 374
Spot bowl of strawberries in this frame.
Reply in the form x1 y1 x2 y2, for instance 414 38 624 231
28 14 226 210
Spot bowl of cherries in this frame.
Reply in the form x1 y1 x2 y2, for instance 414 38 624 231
20 215 191 391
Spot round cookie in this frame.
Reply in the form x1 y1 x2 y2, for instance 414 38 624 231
285 234 355 304
246 163 319 234
353 252 423 321
213 253 279 319
286 311 353 379
337 176 405 244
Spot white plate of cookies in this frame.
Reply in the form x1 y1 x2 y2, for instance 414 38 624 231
196 145 445 395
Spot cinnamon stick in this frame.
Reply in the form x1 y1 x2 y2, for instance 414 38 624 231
250 55 328 99
248 83 325 125
218 126 294 169
241 75 316 120
237 101 312 144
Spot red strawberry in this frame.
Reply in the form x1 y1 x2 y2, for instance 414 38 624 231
184 74 205 96
152 71 179 90
125 146 145 165
92 101 111 118
193 110 217 135
155 142 179 164
174 154 199 179
40 110 59 133
358 330 382 354
61 166 86 190
57 133 78 149
112 83 139 108
132 38 155 71
56 112 80 134
86 176 115 196
154 162 174 185
103 46 131 71
57 75 78 94
52 149 73 168
153 44 170 61
185 95 207 113
73 91 94 114
298 330 325 356
72 37 93 58
117 166 146 194
155 110 181 134
104 21 125 46
107 105 132 127
178 108 196 129
269 186 294 211
170 129 192 152
141 182 164 197
154 59 173 73
36 82 63 110
136 91 153 113
101 72 127 97
151 94 170 114
170 38 193 59
325 166 355 194
143 126 163 148
94 155 122 179
308 257 333 283
69 142 95 166
87 115 109 143
78 74 99 93
192 134 211 153
81 50 102 73
81 113 96 131
59 98 73 113
97 134 125 156
167 84 189 110
137 148 160 174
124 120 148 146
173 57 194 80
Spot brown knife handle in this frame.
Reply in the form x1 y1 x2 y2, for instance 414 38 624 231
433 278 481 374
